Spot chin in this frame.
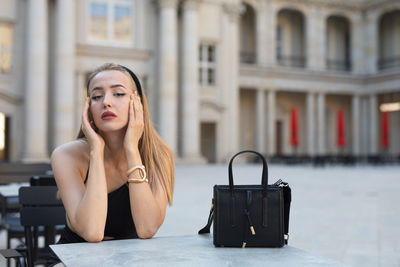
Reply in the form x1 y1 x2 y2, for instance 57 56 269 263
97 124 126 133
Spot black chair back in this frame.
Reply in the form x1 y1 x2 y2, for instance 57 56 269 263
29 175 56 186
19 186 65 267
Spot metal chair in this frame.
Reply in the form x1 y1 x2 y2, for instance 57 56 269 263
0 194 24 248
0 186 65 267
0 175 57 266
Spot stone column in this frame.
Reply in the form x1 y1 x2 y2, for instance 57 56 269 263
135 0 146 50
157 0 178 155
256 89 265 154
222 3 243 160
256 2 268 66
306 92 315 156
317 93 325 155
54 0 76 148
351 13 365 74
75 72 86 134
360 96 369 156
181 0 204 162
267 90 276 156
369 94 378 154
23 0 48 162
352 95 360 155
265 2 277 66
306 7 326 70
365 11 379 74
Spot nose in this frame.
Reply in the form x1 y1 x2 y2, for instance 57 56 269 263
103 92 112 108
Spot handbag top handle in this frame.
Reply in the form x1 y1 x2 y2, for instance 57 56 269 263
228 150 268 196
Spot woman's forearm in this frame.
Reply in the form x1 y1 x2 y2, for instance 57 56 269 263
126 149 164 238
128 183 164 238
73 148 108 242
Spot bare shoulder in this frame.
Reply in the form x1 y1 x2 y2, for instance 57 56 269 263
51 139 90 180
51 139 89 162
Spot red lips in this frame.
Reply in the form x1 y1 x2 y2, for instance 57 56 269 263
101 111 117 120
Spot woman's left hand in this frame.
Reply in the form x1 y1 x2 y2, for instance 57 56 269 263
124 91 144 154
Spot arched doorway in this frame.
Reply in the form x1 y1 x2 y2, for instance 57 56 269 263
378 10 400 70
276 9 306 68
240 3 256 64
326 15 351 71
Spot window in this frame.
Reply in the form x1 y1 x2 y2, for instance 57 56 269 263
0 24 13 73
199 44 216 86
88 0 133 44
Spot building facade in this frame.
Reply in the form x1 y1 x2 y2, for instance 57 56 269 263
0 0 399 163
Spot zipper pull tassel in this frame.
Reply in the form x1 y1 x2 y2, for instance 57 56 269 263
245 210 256 235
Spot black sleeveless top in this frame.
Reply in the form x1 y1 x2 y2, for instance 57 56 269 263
57 172 138 243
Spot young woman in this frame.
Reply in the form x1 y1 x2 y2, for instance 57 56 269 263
48 63 174 265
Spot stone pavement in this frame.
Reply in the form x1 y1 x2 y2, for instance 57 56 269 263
1 163 399 267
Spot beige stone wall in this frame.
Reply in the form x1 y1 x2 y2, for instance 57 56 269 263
238 0 400 160
239 89 257 151
0 0 16 20
1 0 400 163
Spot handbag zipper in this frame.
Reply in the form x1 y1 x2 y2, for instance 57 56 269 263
242 190 256 248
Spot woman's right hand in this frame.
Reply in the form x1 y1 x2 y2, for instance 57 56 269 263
82 98 105 151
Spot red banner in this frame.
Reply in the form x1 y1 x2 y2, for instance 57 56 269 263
337 109 346 148
381 112 389 148
290 107 298 147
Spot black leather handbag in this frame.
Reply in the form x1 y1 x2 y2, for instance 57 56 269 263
199 150 291 247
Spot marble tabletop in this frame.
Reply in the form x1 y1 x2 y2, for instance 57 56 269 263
50 235 348 267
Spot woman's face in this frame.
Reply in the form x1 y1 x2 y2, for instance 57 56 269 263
88 70 136 133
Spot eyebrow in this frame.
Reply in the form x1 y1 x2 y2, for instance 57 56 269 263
111 84 127 89
90 84 128 93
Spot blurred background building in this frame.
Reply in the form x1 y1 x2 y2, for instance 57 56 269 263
0 0 399 163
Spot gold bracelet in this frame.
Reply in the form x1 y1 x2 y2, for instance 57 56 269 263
127 177 149 184
126 165 146 177
126 165 147 183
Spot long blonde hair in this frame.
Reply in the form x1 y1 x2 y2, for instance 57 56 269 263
77 63 174 205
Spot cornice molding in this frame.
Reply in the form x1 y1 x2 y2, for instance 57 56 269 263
76 44 152 61
223 3 245 21
364 0 400 10
240 65 400 94
272 0 360 10
200 99 226 112
182 0 201 11
0 18 16 25
240 65 363 84
0 90 22 105
365 69 400 83
156 0 179 9
271 0 399 11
